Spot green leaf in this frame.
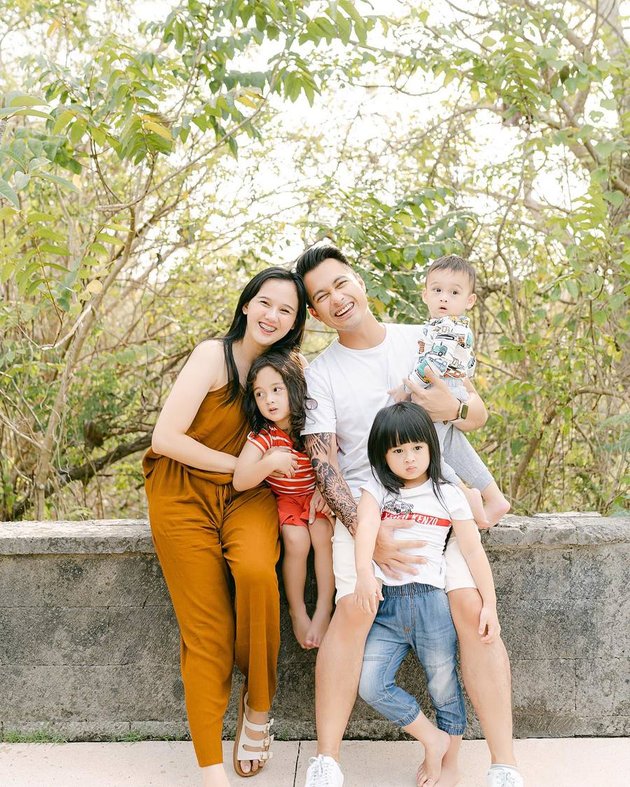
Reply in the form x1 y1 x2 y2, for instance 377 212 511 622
565 279 579 299
8 94 48 107
143 119 173 140
0 179 19 207
336 12 352 45
595 140 618 158
603 190 624 208
69 119 87 145
36 171 79 192
0 106 50 119
52 109 75 135
13 171 30 191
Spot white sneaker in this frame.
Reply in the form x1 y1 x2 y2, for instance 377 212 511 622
487 764 524 787
304 754 344 787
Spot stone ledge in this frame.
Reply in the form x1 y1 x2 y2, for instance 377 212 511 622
1 514 628 555
0 520 152 555
1 514 628 740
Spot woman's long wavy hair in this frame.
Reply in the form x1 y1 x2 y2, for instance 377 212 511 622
244 351 311 449
222 267 307 402
367 401 448 504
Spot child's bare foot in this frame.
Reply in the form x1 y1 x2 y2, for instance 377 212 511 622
416 729 450 786
432 735 461 787
461 486 489 527
304 605 332 648
434 762 460 787
289 607 314 649
483 495 511 526
201 763 230 787
388 383 411 403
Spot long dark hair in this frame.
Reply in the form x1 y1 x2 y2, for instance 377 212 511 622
223 267 307 402
244 350 310 448
367 402 447 503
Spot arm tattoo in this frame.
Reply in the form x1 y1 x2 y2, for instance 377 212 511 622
304 433 358 533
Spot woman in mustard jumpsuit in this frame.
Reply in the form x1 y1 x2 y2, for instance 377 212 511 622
144 268 307 786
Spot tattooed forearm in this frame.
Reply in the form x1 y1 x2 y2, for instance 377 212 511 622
304 433 358 534
312 458 357 533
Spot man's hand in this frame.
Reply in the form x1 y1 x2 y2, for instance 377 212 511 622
406 372 459 422
308 488 334 525
373 519 427 580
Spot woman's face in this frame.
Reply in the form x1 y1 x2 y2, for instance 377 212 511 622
242 279 299 347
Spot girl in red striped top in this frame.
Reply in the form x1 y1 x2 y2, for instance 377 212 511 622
233 351 335 650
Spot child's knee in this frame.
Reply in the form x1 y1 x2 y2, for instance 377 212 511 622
358 661 384 705
281 525 311 554
426 660 461 708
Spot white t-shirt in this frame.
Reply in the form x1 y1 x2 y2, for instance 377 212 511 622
303 323 420 498
361 476 473 588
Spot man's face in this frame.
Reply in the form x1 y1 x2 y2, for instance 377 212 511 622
303 258 369 333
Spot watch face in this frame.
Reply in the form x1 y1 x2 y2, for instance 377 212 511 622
459 403 469 419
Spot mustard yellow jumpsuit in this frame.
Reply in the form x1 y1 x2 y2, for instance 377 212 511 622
143 384 280 766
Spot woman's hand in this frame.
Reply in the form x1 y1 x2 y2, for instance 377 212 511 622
353 572 383 615
478 604 500 644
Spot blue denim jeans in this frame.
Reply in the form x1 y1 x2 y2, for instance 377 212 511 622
359 582 466 735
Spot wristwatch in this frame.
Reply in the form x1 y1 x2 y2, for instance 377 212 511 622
454 401 468 421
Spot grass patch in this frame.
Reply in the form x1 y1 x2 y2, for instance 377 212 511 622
2 729 68 743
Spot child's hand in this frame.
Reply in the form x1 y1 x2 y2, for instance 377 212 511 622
265 447 298 477
478 604 500 644
387 383 411 403
353 573 383 616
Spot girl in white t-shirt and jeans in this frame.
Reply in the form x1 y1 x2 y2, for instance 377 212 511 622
354 401 500 787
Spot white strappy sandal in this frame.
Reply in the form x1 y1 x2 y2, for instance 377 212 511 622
233 683 274 778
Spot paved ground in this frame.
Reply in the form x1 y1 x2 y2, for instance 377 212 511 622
1 738 628 786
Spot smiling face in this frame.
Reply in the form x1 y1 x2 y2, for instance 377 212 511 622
385 440 430 487
422 268 476 319
251 365 291 431
303 258 369 334
242 279 299 348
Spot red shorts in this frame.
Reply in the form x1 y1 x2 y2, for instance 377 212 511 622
276 492 329 529
277 493 312 528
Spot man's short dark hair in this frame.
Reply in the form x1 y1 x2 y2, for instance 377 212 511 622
294 244 351 280
427 255 476 292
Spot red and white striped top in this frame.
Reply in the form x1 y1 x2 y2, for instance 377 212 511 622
247 425 316 497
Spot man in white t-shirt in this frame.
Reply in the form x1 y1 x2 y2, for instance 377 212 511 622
296 246 522 787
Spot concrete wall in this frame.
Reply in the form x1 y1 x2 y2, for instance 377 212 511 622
0 515 628 742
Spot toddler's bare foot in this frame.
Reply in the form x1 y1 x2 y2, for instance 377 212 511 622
388 383 411 403
483 495 511 526
304 605 332 648
461 487 489 527
289 607 314 649
416 729 450 786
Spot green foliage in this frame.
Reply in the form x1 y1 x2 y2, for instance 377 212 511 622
2 728 67 743
0 0 627 520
